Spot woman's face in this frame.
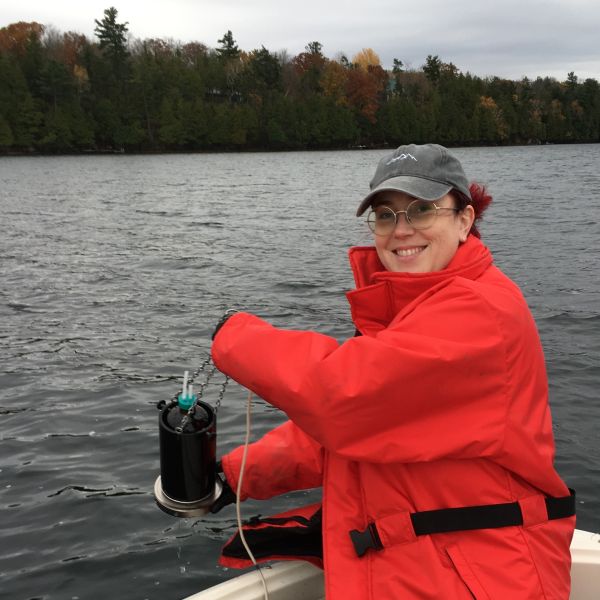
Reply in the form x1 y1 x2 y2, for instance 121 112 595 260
371 191 475 273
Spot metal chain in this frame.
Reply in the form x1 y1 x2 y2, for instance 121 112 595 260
191 353 215 383
214 373 230 414
175 353 230 432
170 309 238 430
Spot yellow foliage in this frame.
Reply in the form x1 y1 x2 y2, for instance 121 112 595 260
479 96 509 140
479 96 498 110
352 48 381 71
321 61 348 105
73 64 89 82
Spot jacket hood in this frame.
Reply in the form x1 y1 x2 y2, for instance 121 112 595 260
346 235 493 336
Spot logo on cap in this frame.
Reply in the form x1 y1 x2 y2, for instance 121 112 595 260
386 153 417 165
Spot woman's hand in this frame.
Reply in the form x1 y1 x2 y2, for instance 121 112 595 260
210 463 237 513
212 309 238 341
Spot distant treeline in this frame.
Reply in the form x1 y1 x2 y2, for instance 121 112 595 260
1 7 599 154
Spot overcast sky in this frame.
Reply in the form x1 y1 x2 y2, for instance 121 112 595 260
2 0 599 81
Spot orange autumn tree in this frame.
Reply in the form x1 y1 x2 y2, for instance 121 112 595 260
292 41 327 93
346 49 387 123
60 32 88 69
0 21 45 56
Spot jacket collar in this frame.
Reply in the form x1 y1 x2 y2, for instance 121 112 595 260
346 235 493 336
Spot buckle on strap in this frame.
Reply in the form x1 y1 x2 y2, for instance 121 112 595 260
349 490 576 558
349 523 383 557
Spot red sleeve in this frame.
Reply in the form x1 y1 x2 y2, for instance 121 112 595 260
221 420 324 501
212 280 514 464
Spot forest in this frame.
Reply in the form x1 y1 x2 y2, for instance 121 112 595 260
1 7 599 154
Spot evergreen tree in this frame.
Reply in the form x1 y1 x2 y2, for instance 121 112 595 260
566 71 578 90
38 106 74 151
39 60 73 112
305 41 323 56
423 55 442 83
0 114 14 148
216 30 240 60
94 7 129 66
248 46 282 91
158 95 184 146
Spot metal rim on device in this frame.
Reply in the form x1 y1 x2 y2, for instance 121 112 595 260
154 475 223 518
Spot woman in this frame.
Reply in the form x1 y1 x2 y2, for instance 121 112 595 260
210 144 575 599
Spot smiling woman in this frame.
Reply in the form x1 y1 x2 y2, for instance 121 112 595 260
367 192 472 273
209 143 576 599
358 144 490 273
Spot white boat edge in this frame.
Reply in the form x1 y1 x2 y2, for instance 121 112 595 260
184 560 325 600
571 529 600 600
183 528 600 600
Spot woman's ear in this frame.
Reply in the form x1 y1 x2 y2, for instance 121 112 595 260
458 205 475 242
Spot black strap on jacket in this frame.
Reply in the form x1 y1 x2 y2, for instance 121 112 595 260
350 489 576 558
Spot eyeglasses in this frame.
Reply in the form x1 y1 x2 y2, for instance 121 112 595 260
366 200 459 235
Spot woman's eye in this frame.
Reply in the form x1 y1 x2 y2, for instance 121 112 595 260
410 203 434 217
376 211 394 221
414 203 433 214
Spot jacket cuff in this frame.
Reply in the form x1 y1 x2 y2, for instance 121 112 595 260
221 448 248 501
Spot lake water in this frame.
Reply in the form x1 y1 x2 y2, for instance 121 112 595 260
1 145 599 600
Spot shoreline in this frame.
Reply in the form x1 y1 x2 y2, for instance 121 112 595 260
1 139 596 158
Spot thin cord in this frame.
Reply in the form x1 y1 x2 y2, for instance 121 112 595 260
236 389 269 600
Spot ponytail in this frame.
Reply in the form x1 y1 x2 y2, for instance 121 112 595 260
452 183 493 239
468 183 493 239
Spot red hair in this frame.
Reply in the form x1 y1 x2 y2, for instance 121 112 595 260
451 183 493 239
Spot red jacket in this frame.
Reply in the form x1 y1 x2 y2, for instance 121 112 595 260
212 235 574 599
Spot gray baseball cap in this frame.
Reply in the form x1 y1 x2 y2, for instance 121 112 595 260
356 143 471 216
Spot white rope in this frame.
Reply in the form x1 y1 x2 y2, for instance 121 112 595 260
235 389 269 600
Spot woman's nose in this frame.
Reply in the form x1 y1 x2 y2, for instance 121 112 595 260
392 211 414 235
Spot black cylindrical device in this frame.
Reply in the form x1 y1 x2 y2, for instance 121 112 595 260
154 396 222 517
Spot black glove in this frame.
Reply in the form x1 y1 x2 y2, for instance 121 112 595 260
210 470 237 513
211 309 238 341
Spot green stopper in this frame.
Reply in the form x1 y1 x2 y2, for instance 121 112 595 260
178 393 197 411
